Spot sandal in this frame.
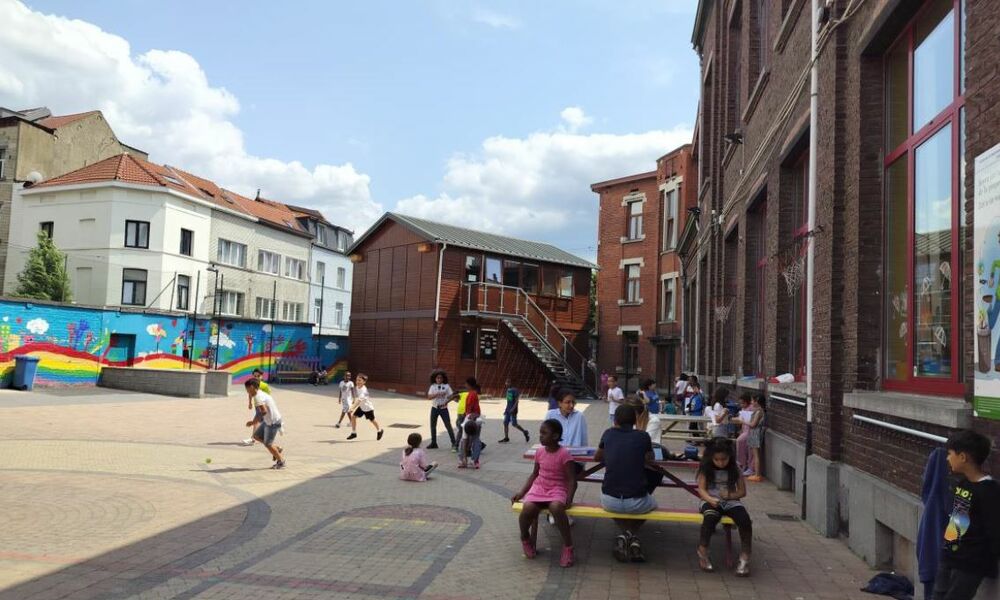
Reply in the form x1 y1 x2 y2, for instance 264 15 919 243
697 548 714 572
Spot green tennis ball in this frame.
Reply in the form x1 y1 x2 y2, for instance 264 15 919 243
205 458 212 464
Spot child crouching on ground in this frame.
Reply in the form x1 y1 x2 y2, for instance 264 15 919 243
697 437 752 576
400 433 438 481
511 418 578 568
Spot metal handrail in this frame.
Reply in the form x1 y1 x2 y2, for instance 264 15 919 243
852 414 947 444
463 281 590 381
771 394 807 408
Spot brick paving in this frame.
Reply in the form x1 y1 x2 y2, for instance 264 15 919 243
0 385 878 599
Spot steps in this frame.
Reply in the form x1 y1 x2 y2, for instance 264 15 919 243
502 318 594 399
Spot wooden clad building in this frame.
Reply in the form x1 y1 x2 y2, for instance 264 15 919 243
347 213 597 397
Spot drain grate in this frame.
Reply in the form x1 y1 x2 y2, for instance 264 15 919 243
766 513 799 521
387 423 421 429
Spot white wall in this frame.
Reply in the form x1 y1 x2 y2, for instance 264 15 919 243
309 243 352 335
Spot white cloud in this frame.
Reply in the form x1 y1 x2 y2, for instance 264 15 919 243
559 106 593 133
0 0 381 233
471 8 521 29
396 113 692 257
26 317 49 335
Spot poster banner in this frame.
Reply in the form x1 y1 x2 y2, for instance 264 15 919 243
973 141 1000 420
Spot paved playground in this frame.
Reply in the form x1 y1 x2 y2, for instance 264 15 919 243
0 384 879 599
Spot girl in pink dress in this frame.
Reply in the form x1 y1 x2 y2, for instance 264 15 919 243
511 419 578 567
400 433 438 481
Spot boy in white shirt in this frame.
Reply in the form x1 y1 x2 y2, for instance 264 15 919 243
606 375 625 424
335 371 356 428
347 373 384 441
245 379 285 469
708 387 730 438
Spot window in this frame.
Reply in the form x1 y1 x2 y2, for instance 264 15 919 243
728 9 743 132
121 269 147 305
316 261 326 284
314 298 322 323
883 0 963 393
334 302 344 327
284 257 305 280
125 220 150 249
315 225 326 246
258 250 281 275
542 267 573 297
661 277 676 321
179 229 193 256
465 255 481 282
176 275 190 310
0 147 5 179
745 197 768 376
623 331 640 382
282 301 304 322
336 266 346 289
255 297 276 320
337 231 348 251
522 263 539 294
781 151 809 379
627 200 643 240
626 264 641 303
485 257 502 284
40 221 53 239
503 260 521 288
558 271 573 298
217 239 246 267
751 0 770 82
662 189 678 250
461 328 477 359
219 291 244 316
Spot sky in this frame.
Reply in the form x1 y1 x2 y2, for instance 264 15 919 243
0 0 700 260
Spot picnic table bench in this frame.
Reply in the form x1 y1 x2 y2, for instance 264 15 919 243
273 357 321 384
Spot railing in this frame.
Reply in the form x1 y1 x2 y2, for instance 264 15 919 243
463 282 591 388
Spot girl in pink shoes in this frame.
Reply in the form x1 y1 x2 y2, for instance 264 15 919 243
511 419 577 568
400 433 438 481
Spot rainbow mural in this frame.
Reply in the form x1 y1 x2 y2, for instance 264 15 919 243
0 299 349 388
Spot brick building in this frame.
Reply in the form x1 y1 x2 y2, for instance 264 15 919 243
687 0 999 584
593 145 697 393
347 213 596 398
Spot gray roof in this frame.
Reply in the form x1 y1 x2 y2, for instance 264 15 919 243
351 212 597 269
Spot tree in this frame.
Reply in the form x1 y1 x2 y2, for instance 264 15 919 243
15 230 71 302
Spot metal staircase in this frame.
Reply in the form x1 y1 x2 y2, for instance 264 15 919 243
461 282 595 399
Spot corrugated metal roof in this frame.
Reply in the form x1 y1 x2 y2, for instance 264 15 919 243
354 212 597 269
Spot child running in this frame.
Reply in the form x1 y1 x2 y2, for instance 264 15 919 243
242 369 271 445
511 418 578 568
245 378 285 469
934 430 1000 600
499 379 530 444
400 433 438 481
347 373 384 441
335 370 355 428
696 438 752 576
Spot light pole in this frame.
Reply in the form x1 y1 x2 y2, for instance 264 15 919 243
207 266 220 371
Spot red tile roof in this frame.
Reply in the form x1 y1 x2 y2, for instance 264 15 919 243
36 111 100 129
31 153 311 235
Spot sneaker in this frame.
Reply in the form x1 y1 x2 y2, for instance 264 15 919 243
377 430 384 441
742 468 753 476
547 513 556 525
451 445 458 453
423 462 438 476
474 460 480 469
427 442 440 449
241 438 255 446
272 460 286 470
523 430 530 443
334 424 341 429
521 539 537 559
498 438 510 443
613 534 629 563
347 433 357 440
559 545 575 568
547 514 575 526
628 535 645 562
697 548 714 572
735 556 751 577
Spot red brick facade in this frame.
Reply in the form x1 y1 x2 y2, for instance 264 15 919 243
593 146 696 394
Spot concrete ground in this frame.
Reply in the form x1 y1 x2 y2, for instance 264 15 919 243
0 384 879 599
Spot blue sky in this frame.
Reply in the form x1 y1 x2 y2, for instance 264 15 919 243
1 0 700 255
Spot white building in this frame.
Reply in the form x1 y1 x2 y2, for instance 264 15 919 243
289 205 353 335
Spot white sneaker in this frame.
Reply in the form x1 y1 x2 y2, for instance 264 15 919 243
241 438 255 446
547 514 574 526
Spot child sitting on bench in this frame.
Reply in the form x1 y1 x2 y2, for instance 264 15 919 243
511 418 578 568
696 437 753 576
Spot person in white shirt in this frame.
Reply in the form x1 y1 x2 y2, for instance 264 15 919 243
708 387 731 438
674 374 689 414
347 373 384 441
426 371 457 449
335 371 356 428
606 375 625 424
245 379 285 469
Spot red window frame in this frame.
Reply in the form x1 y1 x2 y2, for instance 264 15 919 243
882 0 964 396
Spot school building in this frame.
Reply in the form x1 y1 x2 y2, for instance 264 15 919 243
686 0 999 587
346 212 596 398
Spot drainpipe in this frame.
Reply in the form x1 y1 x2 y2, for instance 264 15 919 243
802 0 819 521
432 241 447 368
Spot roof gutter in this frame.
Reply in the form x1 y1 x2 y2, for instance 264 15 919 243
691 0 711 52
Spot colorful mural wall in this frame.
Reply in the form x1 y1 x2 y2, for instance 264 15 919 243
0 299 349 387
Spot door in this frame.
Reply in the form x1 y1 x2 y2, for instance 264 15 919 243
107 334 136 366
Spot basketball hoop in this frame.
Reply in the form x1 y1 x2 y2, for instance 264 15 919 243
714 299 733 323
782 253 807 297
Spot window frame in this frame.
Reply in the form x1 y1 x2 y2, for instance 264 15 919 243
284 257 305 280
336 266 346 289
465 255 482 282
316 261 326 284
219 291 244 316
661 275 678 322
626 200 644 240
258 249 281 275
179 228 194 256
217 239 246 267
121 268 147 306
662 188 678 251
334 301 344 327
124 220 150 249
176 274 190 310
40 221 54 239
881 0 964 395
625 264 641 303
255 297 276 320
